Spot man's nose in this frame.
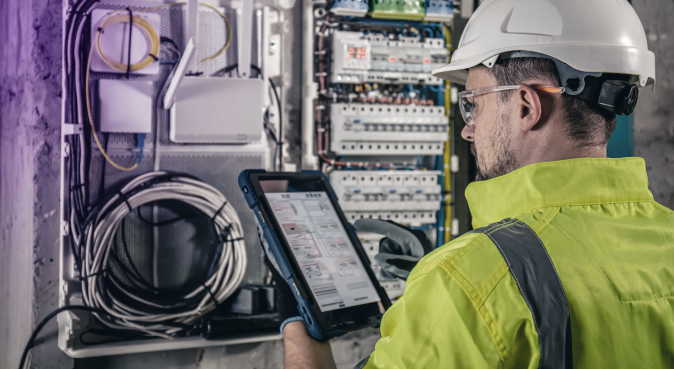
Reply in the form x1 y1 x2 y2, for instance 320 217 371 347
461 124 475 142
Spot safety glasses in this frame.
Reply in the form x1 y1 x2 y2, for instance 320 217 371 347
458 85 565 126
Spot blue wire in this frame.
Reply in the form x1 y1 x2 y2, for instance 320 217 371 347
136 133 146 164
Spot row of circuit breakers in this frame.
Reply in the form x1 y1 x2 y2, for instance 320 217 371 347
330 170 442 225
332 31 447 85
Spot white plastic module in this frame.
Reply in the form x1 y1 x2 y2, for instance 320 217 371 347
331 31 447 85
330 103 447 156
98 80 152 133
329 0 369 17
358 232 406 300
330 170 442 225
424 0 455 23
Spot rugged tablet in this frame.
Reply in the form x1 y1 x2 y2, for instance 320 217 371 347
239 170 391 341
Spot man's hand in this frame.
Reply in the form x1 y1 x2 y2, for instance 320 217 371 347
283 321 337 369
262 254 338 368
354 219 434 280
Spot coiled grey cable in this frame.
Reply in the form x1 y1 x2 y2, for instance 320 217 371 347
78 171 247 338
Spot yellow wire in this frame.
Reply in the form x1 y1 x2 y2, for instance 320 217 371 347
95 12 161 72
443 25 452 243
86 27 139 171
87 4 232 171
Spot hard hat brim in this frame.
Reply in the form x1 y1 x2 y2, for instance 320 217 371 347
433 44 656 88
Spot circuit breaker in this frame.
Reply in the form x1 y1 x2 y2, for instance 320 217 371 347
330 170 442 225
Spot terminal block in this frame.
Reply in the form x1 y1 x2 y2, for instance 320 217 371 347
331 31 447 85
330 170 442 225
330 0 369 17
330 103 448 156
369 0 426 20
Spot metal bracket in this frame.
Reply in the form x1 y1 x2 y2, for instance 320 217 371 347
62 123 83 136
62 221 70 236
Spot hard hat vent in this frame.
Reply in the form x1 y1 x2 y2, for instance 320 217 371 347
506 0 563 36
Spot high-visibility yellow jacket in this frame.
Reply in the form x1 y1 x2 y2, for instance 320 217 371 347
362 158 674 368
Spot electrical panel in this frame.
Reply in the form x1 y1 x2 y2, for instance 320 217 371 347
330 170 442 225
316 1 455 296
330 103 447 156
331 31 446 85
59 0 284 358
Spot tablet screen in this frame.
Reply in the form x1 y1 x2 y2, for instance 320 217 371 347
263 185 381 312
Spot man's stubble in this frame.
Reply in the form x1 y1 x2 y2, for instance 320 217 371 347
472 107 518 181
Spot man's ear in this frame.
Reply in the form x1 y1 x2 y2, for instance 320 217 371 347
516 85 542 132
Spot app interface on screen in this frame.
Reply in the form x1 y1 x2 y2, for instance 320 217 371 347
266 191 381 312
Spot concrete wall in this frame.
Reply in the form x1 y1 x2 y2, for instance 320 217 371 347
1 0 672 368
633 0 674 209
0 0 65 368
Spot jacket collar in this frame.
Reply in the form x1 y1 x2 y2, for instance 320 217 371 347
466 158 654 228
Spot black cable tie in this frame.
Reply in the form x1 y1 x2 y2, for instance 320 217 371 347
97 27 104 33
80 268 109 281
118 191 132 212
216 224 234 245
201 283 219 309
211 201 227 221
125 7 133 79
149 53 158 61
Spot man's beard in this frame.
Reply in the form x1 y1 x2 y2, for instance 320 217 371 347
472 109 518 181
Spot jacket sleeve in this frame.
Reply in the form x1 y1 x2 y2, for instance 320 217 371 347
361 265 505 369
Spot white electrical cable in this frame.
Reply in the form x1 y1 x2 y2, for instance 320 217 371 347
79 172 247 337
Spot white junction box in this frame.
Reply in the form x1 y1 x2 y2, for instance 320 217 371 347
330 170 442 225
330 103 448 156
331 31 447 85
98 79 152 133
90 9 161 75
170 77 264 143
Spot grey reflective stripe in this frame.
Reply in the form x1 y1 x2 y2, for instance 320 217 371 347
354 356 369 369
473 219 573 369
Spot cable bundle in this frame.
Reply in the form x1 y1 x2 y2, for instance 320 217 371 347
77 172 247 338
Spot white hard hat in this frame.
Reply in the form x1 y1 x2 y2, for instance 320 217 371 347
432 0 656 90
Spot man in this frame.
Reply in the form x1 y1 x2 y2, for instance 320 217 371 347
278 0 674 367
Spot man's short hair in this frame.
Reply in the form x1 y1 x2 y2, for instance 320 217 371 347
488 57 617 147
